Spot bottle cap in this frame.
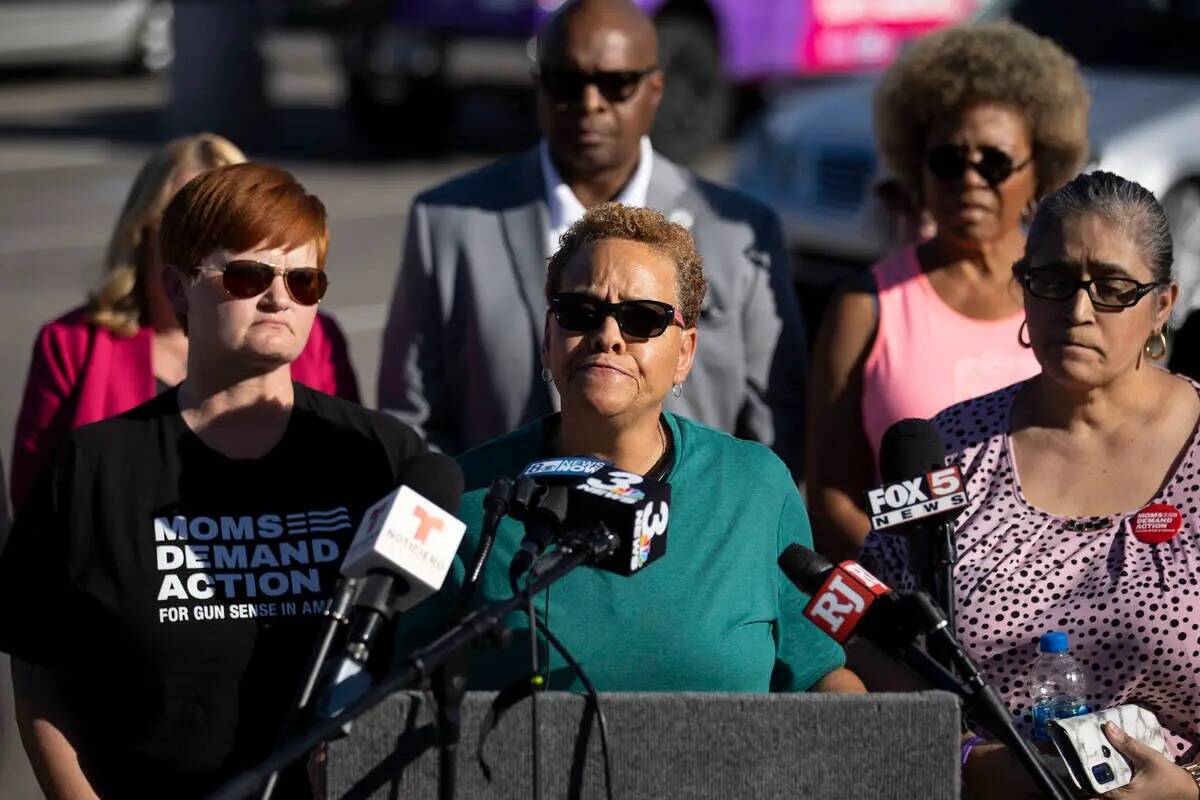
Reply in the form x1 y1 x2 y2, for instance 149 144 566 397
1039 631 1069 653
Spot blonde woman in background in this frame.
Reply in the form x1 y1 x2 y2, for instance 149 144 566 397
10 134 360 511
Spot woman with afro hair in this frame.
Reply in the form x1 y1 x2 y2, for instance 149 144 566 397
806 21 1092 562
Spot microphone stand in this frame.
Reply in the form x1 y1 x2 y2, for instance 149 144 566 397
257 576 358 800
908 519 957 674
884 593 1074 800
935 519 956 644
204 522 618 800
435 478 512 800
506 482 571 800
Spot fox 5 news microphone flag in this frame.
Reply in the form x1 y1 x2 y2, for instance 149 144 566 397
865 465 969 532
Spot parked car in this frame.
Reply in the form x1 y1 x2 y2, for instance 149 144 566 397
0 0 172 73
328 0 975 160
734 0 1200 334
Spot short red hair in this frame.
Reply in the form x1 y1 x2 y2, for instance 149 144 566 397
159 162 328 271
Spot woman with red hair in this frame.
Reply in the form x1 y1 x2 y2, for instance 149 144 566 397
0 164 422 799
10 134 360 513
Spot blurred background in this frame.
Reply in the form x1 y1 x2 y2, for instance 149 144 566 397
3 0 1199 797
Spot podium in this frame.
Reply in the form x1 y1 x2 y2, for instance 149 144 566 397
326 690 961 799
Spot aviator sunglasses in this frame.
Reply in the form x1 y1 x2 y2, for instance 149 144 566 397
550 292 685 338
537 65 659 104
926 143 1032 187
196 260 328 306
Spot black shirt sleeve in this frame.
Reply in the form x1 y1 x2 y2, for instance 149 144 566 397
0 438 81 665
382 415 427 483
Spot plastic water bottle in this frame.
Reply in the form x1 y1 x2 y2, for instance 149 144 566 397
1029 631 1090 741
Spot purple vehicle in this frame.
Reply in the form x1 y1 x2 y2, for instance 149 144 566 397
334 0 966 158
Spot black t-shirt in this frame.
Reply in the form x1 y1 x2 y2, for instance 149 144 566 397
0 383 423 798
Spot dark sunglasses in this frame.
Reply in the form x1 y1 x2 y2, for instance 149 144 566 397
550 292 684 338
196 260 328 306
1019 263 1164 309
926 143 1032 186
536 66 658 104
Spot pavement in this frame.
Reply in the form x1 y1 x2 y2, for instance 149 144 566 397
0 30 731 799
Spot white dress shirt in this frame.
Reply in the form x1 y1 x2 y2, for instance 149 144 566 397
539 135 655 257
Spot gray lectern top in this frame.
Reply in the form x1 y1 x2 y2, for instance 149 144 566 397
327 690 961 799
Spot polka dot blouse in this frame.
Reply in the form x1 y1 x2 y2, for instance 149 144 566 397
862 380 1200 760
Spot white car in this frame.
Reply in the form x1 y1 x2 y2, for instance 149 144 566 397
0 0 172 73
734 0 1200 327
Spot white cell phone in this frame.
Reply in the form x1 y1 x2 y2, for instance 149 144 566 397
1049 704 1171 794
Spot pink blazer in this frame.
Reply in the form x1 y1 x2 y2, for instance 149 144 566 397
11 307 360 512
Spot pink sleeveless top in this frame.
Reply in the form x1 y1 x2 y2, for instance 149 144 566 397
860 247 1039 461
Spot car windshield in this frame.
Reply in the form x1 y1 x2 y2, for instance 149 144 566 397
982 0 1200 72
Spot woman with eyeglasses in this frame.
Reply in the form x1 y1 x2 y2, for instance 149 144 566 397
403 203 864 695
0 163 424 799
10 134 361 514
806 21 1093 563
864 172 1200 799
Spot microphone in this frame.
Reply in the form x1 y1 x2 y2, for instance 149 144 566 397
868 419 968 532
506 456 608 583
458 477 514 615
340 451 467 592
778 543 934 651
868 419 967 643
778 543 1078 800
507 475 574 586
564 465 670 576
531 464 672 579
506 457 671 582
318 451 466 717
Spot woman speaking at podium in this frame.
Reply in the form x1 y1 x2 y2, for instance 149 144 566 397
415 204 863 695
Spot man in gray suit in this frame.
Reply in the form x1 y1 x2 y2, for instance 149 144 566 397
379 0 808 476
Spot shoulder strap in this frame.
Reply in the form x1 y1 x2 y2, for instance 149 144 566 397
837 268 880 322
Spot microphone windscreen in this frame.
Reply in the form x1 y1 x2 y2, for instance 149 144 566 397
395 451 465 517
777 543 832 594
879 419 947 483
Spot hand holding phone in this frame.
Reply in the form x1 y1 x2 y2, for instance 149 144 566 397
1091 721 1198 800
1049 705 1173 795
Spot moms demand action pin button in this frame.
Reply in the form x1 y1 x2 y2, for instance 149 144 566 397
1131 503 1183 545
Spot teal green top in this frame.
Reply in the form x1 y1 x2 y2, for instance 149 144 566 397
405 412 844 692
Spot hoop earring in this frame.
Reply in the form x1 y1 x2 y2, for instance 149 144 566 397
671 383 682 398
1145 330 1168 361
541 367 554 383
1017 320 1032 349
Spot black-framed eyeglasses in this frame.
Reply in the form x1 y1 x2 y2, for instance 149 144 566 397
1019 264 1165 309
194 260 328 306
926 143 1033 187
549 292 685 338
536 65 659 104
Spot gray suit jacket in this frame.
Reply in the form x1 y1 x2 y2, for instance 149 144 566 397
378 147 807 475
